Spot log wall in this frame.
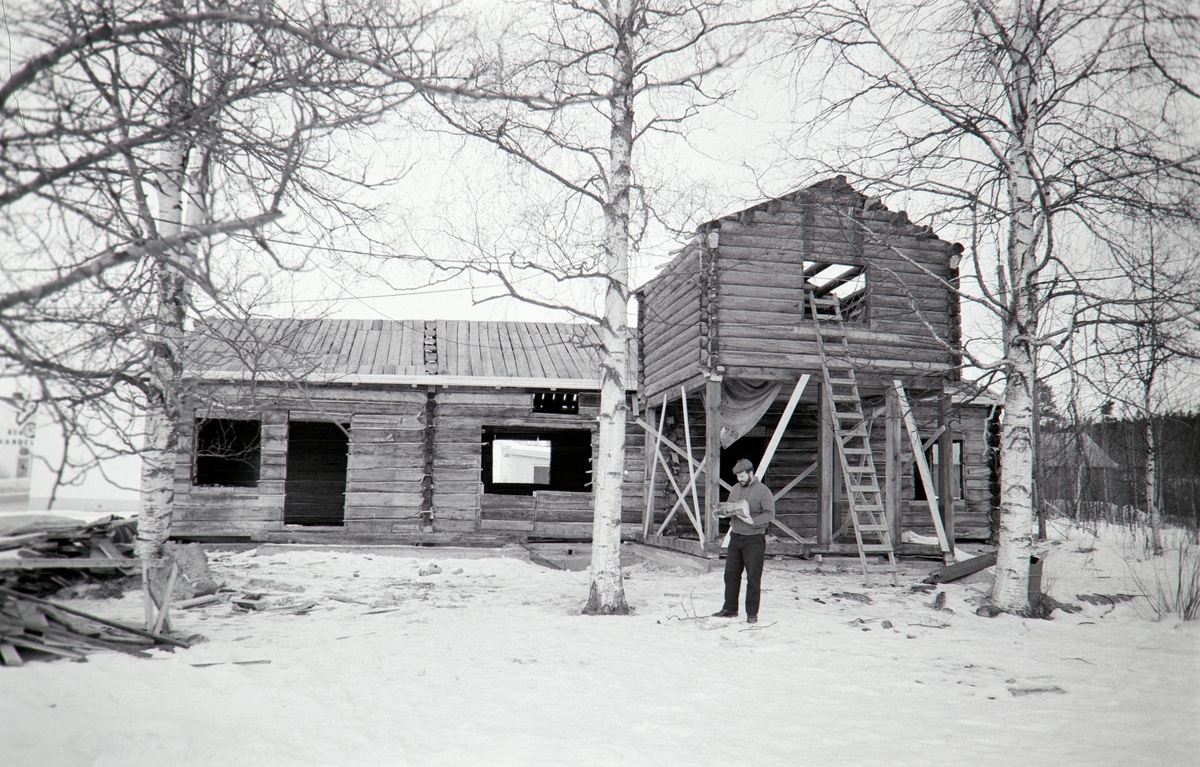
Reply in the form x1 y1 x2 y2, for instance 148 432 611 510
712 191 959 380
172 384 644 540
435 388 644 539
639 248 704 402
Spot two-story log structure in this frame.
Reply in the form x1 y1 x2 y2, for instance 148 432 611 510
637 176 997 561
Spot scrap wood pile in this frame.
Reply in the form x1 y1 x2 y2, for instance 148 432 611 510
0 515 140 597
0 586 191 667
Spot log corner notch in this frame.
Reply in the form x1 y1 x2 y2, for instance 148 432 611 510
699 222 722 381
700 221 722 543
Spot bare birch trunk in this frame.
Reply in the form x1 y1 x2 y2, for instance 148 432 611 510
135 1 191 560
992 356 1036 611
1145 416 1162 554
990 0 1039 614
583 0 634 615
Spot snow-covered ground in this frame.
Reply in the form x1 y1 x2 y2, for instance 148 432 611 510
3 521 1198 767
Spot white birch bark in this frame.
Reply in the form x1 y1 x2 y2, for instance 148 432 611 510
989 0 1040 613
135 0 192 560
584 0 635 615
1145 415 1162 554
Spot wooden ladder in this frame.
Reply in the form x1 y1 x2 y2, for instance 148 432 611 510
806 288 899 587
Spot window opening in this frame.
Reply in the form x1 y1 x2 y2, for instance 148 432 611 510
194 418 261 487
914 440 964 501
482 428 591 495
533 391 580 414
802 261 867 321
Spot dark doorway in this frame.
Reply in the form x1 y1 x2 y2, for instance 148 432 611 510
284 421 349 526
719 436 766 496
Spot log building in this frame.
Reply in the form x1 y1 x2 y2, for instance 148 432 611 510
637 176 997 560
173 319 643 543
171 176 999 563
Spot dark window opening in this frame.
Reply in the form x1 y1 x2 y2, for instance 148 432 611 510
533 390 580 414
914 440 964 501
482 428 591 495
194 418 261 487
284 421 349 526
802 261 867 322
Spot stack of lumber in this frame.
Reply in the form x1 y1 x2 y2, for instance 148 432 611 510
0 515 139 597
0 586 190 667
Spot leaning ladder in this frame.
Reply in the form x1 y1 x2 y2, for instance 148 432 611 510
806 288 899 587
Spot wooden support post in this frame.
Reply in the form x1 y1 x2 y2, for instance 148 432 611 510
642 396 667 536
818 384 834 545
680 387 704 541
894 380 954 561
142 560 154 632
153 562 179 636
939 386 956 547
704 378 722 543
886 385 902 546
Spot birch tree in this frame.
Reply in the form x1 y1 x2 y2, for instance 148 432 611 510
1087 221 1200 553
1 0 454 556
417 0 777 614
787 0 1200 613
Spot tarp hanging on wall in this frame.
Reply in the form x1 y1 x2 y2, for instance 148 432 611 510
705 380 781 448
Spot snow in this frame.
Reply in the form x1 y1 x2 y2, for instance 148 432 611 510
2 521 1198 767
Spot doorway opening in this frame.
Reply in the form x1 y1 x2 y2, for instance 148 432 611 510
284 421 349 526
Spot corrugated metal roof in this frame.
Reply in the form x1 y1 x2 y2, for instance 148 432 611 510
185 318 636 390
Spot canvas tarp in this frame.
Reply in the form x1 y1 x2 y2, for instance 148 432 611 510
706 380 781 448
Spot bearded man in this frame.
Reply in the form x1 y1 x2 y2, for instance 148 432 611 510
712 458 775 624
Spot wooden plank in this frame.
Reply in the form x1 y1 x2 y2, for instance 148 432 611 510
757 375 810 479
527 322 559 380
643 399 665 536
686 384 700 540
894 380 953 559
886 386 902 545
430 319 448 374
492 322 515 377
818 387 833 545
0 643 24 666
0 558 168 570
704 380 721 539
374 322 397 374
502 321 527 377
153 562 178 635
512 323 542 378
455 320 471 376
939 388 955 545
0 587 189 648
391 320 411 374
924 551 997 584
464 321 483 378
641 534 718 559
358 324 381 374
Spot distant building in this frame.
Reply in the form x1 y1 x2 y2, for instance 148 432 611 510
0 393 35 508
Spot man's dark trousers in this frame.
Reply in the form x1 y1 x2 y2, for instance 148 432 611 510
722 532 766 617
